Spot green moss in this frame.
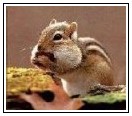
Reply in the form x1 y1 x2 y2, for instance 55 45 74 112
82 92 126 104
6 67 54 95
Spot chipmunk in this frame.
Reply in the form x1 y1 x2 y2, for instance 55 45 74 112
31 19 114 96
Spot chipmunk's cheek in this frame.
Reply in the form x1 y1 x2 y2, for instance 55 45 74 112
54 45 82 70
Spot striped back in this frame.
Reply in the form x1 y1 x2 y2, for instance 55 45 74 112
77 37 112 66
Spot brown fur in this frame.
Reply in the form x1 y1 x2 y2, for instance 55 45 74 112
31 19 114 96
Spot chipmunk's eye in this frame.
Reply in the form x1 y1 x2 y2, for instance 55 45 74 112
53 34 62 41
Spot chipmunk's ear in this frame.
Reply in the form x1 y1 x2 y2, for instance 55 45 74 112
64 22 78 39
49 19 57 25
70 22 78 32
67 22 78 40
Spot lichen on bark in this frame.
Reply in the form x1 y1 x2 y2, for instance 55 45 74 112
6 67 54 96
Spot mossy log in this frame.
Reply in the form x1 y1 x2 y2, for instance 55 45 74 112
6 67 55 96
6 67 126 110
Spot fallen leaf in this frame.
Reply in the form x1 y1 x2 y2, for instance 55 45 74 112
19 84 84 110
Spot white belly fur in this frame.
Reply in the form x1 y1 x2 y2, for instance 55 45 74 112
60 67 99 96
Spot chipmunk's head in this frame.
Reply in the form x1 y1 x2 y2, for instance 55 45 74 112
31 19 82 74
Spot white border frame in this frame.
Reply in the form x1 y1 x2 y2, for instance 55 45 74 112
3 3 129 113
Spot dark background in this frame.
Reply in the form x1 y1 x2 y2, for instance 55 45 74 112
6 6 126 84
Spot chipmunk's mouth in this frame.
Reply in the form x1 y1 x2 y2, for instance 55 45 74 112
32 60 44 67
31 51 56 70
36 51 56 63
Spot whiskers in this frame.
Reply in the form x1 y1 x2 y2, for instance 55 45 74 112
20 46 33 52
18 46 34 67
